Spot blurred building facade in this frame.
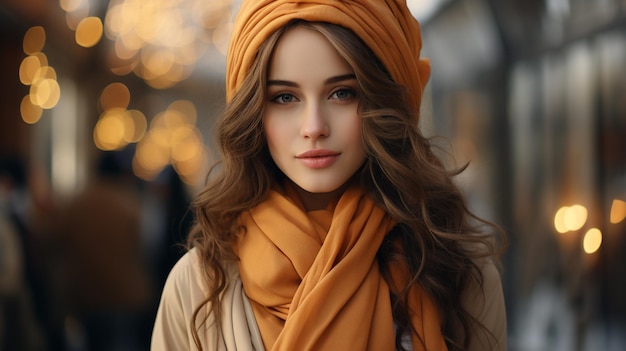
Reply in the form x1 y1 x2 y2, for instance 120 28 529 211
1 0 625 350
421 1 626 350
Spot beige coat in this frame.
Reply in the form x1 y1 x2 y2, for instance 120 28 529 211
151 249 506 350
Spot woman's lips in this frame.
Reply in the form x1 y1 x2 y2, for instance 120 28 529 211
296 149 340 169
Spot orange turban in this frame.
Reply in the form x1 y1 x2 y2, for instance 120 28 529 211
226 0 431 117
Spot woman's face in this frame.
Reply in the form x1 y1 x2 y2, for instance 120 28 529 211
263 26 366 203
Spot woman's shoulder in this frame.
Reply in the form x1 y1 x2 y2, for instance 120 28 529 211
163 248 239 297
151 248 261 351
154 248 212 330
159 248 203 297
151 248 241 350
151 249 203 350
462 258 507 351
167 248 203 283
473 258 503 296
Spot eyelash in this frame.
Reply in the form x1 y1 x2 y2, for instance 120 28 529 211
330 88 356 100
270 92 297 104
269 87 357 104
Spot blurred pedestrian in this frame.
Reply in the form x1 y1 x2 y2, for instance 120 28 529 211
55 151 153 351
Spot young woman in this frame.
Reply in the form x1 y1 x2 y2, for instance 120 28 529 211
151 1 507 350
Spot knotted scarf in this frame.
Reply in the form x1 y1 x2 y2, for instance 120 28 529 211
234 184 448 350
226 0 431 120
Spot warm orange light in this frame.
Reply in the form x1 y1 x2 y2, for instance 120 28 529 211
144 66 186 89
126 110 147 143
75 16 103 48
19 55 42 85
30 78 61 109
554 206 569 233
32 65 57 82
113 38 138 60
132 156 160 182
610 199 626 224
153 110 185 130
60 0 83 12
20 95 43 124
119 30 145 51
103 0 233 86
23 26 46 55
564 204 588 231
554 204 589 233
135 134 170 176
583 228 602 254
32 52 48 67
174 147 207 186
64 0 90 30
141 48 175 76
171 127 201 162
168 100 197 124
148 127 173 149
118 110 136 144
94 110 126 151
100 82 131 110
108 54 136 76
65 11 84 31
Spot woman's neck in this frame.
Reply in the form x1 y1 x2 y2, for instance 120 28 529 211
290 181 349 212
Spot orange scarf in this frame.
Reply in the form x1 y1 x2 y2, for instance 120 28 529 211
226 0 431 120
234 184 448 350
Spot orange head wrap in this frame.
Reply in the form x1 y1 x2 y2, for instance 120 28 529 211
226 0 431 118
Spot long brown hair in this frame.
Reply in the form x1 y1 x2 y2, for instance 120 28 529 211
188 21 504 351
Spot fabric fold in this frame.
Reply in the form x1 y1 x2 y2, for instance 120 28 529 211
234 183 448 350
226 0 431 119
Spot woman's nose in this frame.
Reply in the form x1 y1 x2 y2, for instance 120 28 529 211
300 102 330 139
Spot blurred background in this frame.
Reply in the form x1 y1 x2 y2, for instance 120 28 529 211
0 0 624 350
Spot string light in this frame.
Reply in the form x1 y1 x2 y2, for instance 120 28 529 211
102 0 234 88
19 26 61 123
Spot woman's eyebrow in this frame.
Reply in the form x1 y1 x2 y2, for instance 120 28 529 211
324 73 356 84
267 74 357 87
267 79 298 87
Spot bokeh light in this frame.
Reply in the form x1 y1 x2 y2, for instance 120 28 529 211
19 55 43 85
63 0 90 30
51 2 223 184
130 100 207 185
94 109 127 151
102 0 233 88
33 65 57 81
75 16 103 48
554 206 569 233
554 204 589 233
23 26 46 55
100 82 131 110
565 204 588 231
30 78 61 109
19 26 61 119
126 110 148 143
583 228 602 254
20 95 43 124
60 0 83 12
610 199 626 224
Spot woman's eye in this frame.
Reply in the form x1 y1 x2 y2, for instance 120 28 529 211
271 93 297 104
331 88 356 100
